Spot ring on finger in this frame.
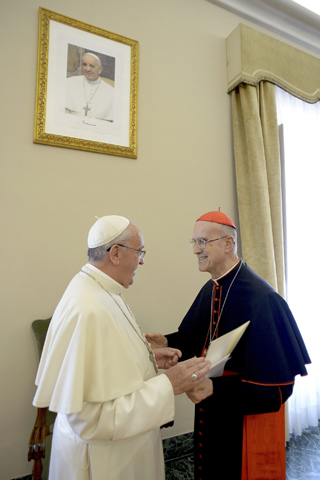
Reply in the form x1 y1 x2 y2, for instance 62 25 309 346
191 373 198 381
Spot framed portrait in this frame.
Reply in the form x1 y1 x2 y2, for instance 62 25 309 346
34 8 139 158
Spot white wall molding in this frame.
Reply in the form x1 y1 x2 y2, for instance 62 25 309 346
206 0 320 55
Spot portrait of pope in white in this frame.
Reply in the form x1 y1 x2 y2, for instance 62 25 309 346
65 45 116 123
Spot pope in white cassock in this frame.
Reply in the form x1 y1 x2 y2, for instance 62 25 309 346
65 53 115 122
33 215 210 480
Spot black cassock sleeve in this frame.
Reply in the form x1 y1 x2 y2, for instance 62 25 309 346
166 331 194 360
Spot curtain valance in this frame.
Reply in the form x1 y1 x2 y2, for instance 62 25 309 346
227 24 320 103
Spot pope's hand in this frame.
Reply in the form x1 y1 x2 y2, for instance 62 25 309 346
153 347 182 369
145 332 168 349
186 378 214 404
164 357 211 395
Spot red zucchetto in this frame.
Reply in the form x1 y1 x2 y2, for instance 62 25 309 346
196 209 236 229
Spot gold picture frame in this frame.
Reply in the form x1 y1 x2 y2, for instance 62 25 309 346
34 8 139 158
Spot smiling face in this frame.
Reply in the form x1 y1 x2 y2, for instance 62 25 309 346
192 221 229 278
82 54 102 81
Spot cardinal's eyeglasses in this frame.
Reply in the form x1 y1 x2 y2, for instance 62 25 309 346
189 236 227 249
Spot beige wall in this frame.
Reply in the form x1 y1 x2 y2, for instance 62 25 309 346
0 0 244 477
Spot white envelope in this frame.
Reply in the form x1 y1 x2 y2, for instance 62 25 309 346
205 321 250 378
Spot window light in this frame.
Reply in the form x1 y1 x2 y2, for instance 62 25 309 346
291 0 320 15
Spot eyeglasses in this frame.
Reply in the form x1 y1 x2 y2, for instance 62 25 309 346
107 244 146 259
189 236 227 249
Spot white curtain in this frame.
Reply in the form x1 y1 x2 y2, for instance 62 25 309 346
275 86 320 436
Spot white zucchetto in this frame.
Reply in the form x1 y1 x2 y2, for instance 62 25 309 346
88 215 130 248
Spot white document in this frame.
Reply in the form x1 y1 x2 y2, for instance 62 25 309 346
205 321 250 378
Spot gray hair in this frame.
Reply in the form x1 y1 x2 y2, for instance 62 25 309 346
87 224 133 262
218 224 238 253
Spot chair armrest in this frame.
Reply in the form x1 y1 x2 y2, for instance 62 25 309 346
28 407 49 462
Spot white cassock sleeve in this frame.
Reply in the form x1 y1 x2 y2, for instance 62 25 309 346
66 374 174 442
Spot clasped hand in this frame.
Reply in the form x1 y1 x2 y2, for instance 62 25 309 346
153 347 182 369
186 377 214 404
145 331 213 402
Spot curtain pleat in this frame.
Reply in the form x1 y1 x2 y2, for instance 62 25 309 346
232 80 289 440
231 81 285 298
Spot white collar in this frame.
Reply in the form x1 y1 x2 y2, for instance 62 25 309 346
80 263 123 295
211 258 241 285
83 76 101 86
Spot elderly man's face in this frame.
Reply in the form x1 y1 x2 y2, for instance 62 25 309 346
120 228 145 289
192 221 227 277
82 55 102 81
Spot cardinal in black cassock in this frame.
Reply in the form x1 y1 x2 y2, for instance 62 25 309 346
146 210 310 480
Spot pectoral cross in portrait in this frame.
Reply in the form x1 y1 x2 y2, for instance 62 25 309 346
83 104 91 116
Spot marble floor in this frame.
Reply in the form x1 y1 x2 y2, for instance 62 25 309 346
163 432 194 480
286 424 320 480
163 422 320 480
